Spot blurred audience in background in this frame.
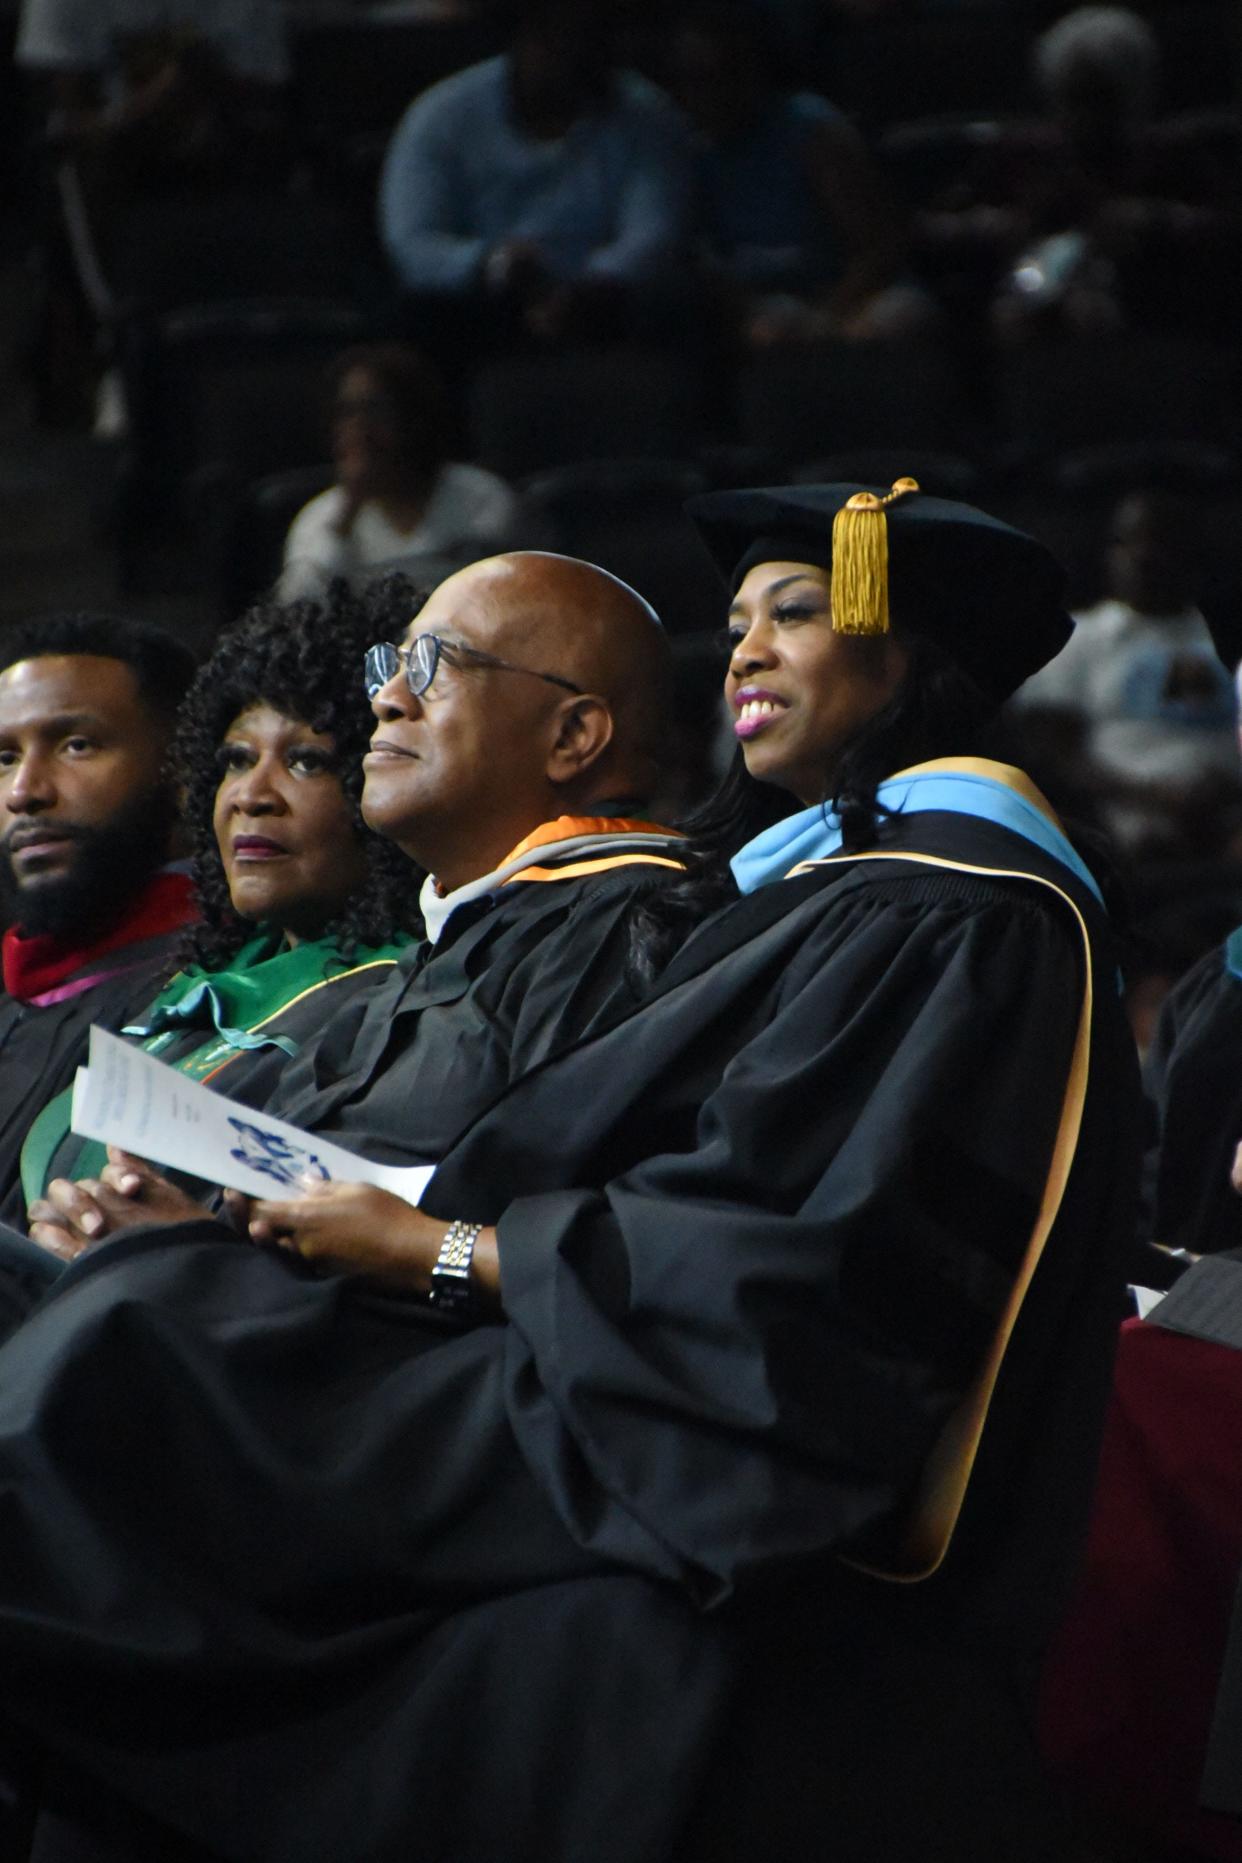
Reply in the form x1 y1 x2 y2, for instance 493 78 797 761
378 0 691 357
914 4 1241 344
1014 487 1242 862
279 345 522 601
994 5 1165 339
668 0 932 350
15 0 289 186
7 0 1242 1042
15 0 291 423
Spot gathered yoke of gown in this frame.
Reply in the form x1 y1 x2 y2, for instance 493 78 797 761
256 817 688 1165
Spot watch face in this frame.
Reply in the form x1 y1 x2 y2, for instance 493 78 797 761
427 1274 472 1314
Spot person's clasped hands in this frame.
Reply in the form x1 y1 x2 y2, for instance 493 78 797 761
28 1150 217 1261
28 1149 472 1298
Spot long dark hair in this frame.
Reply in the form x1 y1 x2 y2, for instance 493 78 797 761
628 635 1019 985
173 577 426 970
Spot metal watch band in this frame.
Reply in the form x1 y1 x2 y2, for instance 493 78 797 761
428 1219 482 1314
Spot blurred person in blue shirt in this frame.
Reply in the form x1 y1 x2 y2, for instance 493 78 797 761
379 0 691 348
669 0 932 348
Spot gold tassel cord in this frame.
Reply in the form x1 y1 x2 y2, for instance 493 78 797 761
831 477 920 636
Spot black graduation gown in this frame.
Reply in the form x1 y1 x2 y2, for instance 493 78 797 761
0 811 1141 1863
1146 933 1242 1255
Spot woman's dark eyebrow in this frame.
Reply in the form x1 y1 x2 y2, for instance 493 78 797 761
727 571 823 617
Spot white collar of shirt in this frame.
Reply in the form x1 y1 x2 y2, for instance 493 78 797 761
417 832 583 945
419 823 678 944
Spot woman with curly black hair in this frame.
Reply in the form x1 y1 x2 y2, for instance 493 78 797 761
18 578 423 1206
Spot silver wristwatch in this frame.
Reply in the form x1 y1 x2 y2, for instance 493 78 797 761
428 1219 482 1315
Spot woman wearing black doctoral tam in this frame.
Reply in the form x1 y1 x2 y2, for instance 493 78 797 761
3 483 1140 1861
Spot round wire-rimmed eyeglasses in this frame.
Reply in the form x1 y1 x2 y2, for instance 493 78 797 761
364 634 583 703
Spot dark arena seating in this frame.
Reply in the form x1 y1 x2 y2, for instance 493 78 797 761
17 0 1238 617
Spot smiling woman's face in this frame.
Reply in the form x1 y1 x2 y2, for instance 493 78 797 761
724 561 909 805
212 704 368 944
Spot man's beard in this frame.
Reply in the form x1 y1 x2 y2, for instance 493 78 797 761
0 788 175 940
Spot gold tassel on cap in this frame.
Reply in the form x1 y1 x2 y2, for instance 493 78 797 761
831 477 920 636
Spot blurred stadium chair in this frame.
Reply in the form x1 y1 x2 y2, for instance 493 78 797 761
736 340 974 470
995 334 1241 469
468 347 705 480
520 458 721 635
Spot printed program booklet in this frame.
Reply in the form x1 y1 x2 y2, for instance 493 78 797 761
71 1024 434 1207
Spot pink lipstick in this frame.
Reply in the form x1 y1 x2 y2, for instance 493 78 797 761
732 686 787 740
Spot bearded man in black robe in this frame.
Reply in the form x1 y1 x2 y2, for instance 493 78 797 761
0 614 198 1217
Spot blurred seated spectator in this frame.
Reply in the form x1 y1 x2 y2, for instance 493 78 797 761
916 7 1239 341
378 0 690 352
1146 898 1242 1258
1013 488 1241 860
1138 579 1242 1257
16 0 291 426
279 345 523 602
16 0 289 186
669 0 932 348
1026 487 1242 851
